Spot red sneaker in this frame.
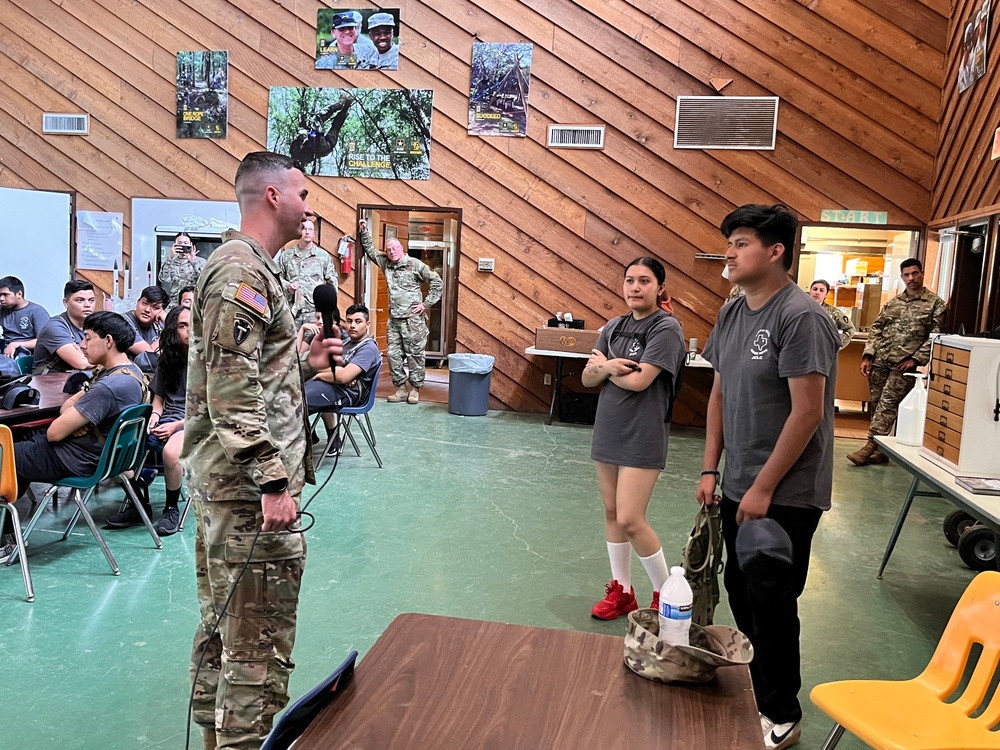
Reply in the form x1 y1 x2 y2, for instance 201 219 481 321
591 580 638 620
650 590 660 612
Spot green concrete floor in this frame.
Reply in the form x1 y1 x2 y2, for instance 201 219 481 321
0 403 977 749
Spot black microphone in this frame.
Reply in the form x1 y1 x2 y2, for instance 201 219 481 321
312 284 339 373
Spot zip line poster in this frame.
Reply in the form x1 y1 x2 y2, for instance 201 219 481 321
468 42 533 137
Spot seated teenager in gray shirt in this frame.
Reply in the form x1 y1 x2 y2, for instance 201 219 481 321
0 275 51 358
31 280 95 374
125 285 169 356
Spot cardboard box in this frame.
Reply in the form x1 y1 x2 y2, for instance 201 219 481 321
535 327 600 354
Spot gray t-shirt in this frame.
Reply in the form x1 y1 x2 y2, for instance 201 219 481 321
151 363 187 423
703 283 840 510
54 363 147 475
33 312 85 373
126 311 161 346
591 309 686 469
0 301 50 343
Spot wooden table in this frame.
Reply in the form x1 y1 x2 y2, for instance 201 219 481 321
295 613 761 749
0 373 70 427
524 346 592 425
874 436 1000 578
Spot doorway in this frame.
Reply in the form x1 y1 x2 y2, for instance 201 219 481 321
357 205 461 367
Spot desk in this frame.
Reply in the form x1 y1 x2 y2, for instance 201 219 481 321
0 373 70 427
295 613 761 749
874 436 1000 578
525 346 591 425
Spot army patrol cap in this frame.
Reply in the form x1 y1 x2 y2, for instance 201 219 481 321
368 12 395 29
331 12 358 29
624 608 753 684
736 518 794 601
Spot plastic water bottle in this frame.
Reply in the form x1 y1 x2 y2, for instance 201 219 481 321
658 566 693 646
896 373 928 447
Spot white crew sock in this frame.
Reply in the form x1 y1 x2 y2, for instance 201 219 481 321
639 548 670 593
606 541 632 592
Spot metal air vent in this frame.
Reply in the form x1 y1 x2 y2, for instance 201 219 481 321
42 113 90 135
674 96 778 150
547 124 605 149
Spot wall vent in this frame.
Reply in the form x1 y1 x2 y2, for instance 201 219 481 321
674 96 778 150
42 113 90 135
547 124 605 149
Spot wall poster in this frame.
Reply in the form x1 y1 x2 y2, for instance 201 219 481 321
267 87 433 179
176 51 229 138
76 211 123 271
315 8 402 70
468 42 533 137
958 0 990 93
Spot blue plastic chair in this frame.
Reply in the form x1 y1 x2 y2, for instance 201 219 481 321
260 651 358 750
15 403 159 575
14 355 33 375
311 360 383 469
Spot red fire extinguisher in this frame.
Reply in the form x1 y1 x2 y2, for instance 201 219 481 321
338 235 354 274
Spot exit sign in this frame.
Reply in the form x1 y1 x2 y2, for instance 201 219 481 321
820 209 888 224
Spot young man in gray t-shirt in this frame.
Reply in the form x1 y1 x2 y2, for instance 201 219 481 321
697 204 840 750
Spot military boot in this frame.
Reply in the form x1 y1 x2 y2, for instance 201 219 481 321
387 385 408 403
868 449 889 464
407 387 420 404
847 439 878 466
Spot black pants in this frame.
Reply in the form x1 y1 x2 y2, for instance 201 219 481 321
3 433 71 536
721 497 822 724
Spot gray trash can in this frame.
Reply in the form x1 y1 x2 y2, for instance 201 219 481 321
448 353 495 416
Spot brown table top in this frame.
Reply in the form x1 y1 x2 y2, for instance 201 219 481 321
295 613 761 749
0 373 70 426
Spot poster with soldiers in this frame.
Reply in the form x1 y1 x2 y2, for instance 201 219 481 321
468 42 533 137
315 8 402 70
958 0 990 93
267 87 433 179
176 51 228 138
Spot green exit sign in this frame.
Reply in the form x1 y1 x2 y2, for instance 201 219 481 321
820 209 888 224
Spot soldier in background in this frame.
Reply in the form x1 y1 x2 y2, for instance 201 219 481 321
808 279 855 350
181 151 341 750
358 218 443 404
278 217 337 329
159 232 205 305
847 258 946 466
366 12 400 69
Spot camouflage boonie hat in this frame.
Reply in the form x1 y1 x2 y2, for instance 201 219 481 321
624 608 753 684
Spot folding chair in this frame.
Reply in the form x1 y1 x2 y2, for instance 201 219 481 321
14 404 159 575
260 651 358 750
0 425 34 602
310 360 383 470
14 355 33 375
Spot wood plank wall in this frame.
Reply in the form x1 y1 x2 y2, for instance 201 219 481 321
0 0 947 414
932 0 999 222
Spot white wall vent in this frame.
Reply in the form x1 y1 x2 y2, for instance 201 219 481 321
674 96 778 150
42 113 90 135
547 124 605 149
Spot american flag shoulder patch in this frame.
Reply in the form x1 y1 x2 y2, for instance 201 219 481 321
235 282 268 315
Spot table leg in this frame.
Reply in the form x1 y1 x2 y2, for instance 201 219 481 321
877 475 920 580
547 357 564 426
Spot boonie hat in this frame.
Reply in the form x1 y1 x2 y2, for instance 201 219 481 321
331 12 357 29
367 12 395 29
624 608 753 684
736 518 794 601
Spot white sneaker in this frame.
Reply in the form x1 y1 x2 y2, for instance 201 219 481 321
761 714 801 750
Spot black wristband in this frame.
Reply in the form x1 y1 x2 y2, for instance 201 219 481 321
701 470 720 477
260 478 289 494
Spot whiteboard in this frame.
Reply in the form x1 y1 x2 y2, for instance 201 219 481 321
0 186 72 315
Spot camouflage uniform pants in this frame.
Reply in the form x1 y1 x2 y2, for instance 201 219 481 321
190 499 306 750
387 315 429 388
867 364 916 438
294 307 317 331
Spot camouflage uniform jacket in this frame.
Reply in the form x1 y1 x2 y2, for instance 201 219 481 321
181 230 316 502
822 302 856 349
359 230 443 319
864 287 946 366
159 254 206 303
278 244 337 317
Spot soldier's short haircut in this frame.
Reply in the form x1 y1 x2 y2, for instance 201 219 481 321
0 275 25 296
900 257 923 272
64 280 94 298
84 311 136 352
346 302 369 320
720 204 798 271
139 285 170 307
235 151 304 205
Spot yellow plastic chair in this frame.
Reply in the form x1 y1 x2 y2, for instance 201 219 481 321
811 570 1000 749
0 425 34 602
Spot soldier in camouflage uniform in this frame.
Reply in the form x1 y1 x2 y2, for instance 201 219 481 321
181 152 342 750
358 219 442 404
809 279 856 349
848 258 946 466
159 232 206 305
278 218 338 329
